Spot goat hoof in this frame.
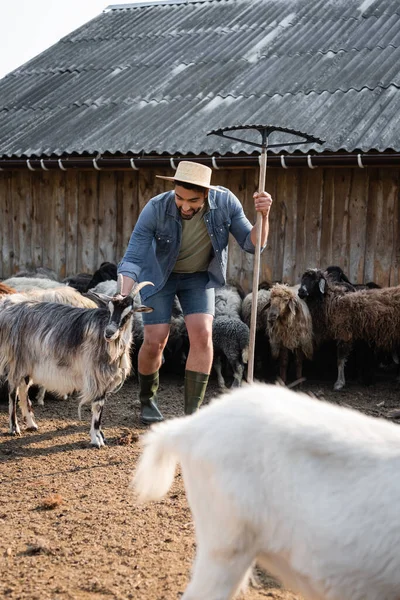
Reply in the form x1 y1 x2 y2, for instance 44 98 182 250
90 431 106 448
26 425 39 432
10 427 21 436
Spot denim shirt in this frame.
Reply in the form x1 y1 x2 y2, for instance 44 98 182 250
118 186 264 300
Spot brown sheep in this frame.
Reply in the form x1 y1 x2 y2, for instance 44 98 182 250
267 284 313 383
299 268 400 390
328 285 400 350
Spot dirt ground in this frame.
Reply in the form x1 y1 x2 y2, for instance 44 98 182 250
1 368 399 600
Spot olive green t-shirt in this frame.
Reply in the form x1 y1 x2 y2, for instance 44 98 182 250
173 204 212 273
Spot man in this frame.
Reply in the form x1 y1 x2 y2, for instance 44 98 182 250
118 161 272 424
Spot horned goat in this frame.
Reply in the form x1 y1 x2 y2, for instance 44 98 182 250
133 383 400 600
2 287 97 405
267 283 313 383
0 277 153 447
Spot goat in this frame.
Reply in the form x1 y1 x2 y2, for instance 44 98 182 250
0 277 153 447
90 279 147 377
133 383 400 600
267 284 313 383
3 287 98 405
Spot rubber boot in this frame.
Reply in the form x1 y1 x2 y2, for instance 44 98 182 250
138 371 164 425
184 370 209 415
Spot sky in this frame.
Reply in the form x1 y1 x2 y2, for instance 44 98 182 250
0 0 157 79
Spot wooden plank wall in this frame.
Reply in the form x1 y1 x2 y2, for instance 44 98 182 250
0 166 399 290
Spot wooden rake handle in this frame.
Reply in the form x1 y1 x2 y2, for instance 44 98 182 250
247 149 267 384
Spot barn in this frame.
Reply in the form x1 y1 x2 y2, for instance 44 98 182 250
0 0 399 290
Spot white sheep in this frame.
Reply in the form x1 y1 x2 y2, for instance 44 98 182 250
133 384 400 600
2 277 63 291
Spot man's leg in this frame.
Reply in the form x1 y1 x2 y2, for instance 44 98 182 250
138 324 170 375
184 313 214 415
137 325 170 424
138 278 176 424
185 313 214 374
179 275 215 415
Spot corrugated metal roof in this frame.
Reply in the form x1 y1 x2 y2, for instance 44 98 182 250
0 0 399 158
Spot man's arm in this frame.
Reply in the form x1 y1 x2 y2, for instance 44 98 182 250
250 191 272 248
117 200 157 289
228 190 273 253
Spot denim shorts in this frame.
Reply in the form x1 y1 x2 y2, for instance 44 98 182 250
141 272 215 325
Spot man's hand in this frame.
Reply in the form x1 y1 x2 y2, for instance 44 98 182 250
253 191 272 217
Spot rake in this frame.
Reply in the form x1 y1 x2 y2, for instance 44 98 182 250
207 124 325 383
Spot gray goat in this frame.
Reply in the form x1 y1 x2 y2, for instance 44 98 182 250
0 277 153 447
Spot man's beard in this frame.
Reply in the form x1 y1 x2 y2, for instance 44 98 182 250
178 205 203 220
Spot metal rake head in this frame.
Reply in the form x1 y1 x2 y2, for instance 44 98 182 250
207 123 325 149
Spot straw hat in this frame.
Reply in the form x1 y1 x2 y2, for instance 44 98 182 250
156 161 219 191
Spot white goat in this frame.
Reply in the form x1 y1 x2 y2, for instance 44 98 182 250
133 384 400 600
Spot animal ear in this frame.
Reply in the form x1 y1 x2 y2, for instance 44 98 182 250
135 305 154 313
84 291 111 306
288 298 296 315
319 278 326 294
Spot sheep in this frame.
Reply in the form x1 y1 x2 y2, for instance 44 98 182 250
0 277 153 447
299 268 398 390
212 316 249 390
13 266 59 281
267 283 313 383
211 286 249 389
63 262 117 294
5 286 98 309
2 277 62 292
163 296 189 374
63 272 93 293
132 383 400 600
325 265 381 290
214 284 243 319
87 261 117 290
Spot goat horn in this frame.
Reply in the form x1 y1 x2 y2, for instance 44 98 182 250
130 281 155 296
116 274 124 295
